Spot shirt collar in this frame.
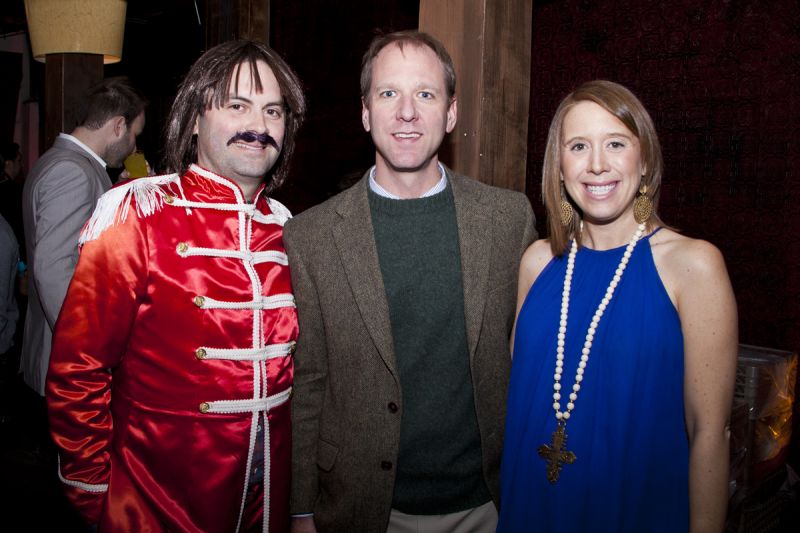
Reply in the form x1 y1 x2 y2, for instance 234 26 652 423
59 133 107 169
368 163 447 199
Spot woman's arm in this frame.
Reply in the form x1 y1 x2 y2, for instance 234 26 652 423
671 238 738 533
511 239 553 355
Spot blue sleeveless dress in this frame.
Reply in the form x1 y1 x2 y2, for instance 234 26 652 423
498 231 688 533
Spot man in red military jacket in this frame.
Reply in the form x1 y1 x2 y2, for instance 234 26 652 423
46 40 306 533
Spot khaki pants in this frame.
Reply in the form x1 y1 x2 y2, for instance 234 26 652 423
387 501 498 533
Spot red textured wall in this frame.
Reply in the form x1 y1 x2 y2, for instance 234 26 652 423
527 0 800 355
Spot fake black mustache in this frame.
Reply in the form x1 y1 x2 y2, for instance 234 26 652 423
226 131 280 150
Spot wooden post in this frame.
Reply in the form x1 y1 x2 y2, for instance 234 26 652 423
419 0 531 192
205 0 270 46
43 53 103 151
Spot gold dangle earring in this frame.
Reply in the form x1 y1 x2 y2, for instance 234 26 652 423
559 182 574 227
633 183 653 225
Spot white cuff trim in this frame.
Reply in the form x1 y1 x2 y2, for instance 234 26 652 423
57 455 108 493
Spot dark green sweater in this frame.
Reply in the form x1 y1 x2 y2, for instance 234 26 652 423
368 183 491 515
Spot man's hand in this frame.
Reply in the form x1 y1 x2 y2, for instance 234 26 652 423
291 516 318 533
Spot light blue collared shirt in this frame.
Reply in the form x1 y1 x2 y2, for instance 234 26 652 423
368 163 447 199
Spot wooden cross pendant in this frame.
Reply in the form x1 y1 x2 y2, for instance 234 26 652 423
537 423 576 483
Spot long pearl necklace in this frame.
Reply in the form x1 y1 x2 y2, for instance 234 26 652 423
537 222 646 483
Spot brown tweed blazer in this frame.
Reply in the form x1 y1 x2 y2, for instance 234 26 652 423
284 167 536 532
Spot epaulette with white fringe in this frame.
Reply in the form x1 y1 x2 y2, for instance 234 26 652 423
79 173 180 245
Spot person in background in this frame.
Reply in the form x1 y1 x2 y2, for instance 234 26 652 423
498 80 737 533
286 31 536 533
0 141 25 261
46 40 305 532
1 141 23 183
21 77 147 398
0 212 19 362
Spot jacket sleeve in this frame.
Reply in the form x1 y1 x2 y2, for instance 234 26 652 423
45 205 149 525
31 160 102 328
284 223 329 515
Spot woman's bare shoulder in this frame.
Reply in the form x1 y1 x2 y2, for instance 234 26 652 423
650 229 726 274
650 228 729 303
518 239 556 292
521 239 555 273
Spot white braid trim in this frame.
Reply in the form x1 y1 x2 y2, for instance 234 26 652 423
266 198 292 225
205 387 292 414
259 293 296 309
57 455 108 492
252 250 288 265
236 411 258 533
199 343 294 361
79 173 180 244
261 403 271 533
172 198 257 213
177 245 288 265
197 293 295 310
252 213 285 226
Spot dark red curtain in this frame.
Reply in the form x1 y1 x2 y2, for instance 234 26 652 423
527 0 800 356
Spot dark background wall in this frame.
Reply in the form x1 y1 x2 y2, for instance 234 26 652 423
105 1 206 179
269 1 420 212
105 0 420 210
526 0 800 356
0 51 22 144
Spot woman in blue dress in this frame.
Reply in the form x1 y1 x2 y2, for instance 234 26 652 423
498 81 737 533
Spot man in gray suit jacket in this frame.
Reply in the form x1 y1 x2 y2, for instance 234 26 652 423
21 77 146 397
286 31 536 533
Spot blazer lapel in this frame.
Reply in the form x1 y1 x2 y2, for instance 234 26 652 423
451 171 492 360
332 176 398 378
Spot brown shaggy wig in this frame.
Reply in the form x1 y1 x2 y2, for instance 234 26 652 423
163 40 306 193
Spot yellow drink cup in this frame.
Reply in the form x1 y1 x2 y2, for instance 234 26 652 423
123 150 148 178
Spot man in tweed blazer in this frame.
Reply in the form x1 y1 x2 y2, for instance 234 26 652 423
286 32 536 533
21 77 146 396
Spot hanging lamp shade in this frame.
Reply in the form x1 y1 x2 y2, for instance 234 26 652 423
24 0 127 64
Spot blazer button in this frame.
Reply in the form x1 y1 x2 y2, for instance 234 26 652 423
387 402 398 413
380 461 392 471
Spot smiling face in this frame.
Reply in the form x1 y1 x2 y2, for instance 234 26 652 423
194 60 286 195
560 100 644 228
361 42 457 189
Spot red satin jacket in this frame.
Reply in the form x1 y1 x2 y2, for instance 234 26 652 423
47 165 296 532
